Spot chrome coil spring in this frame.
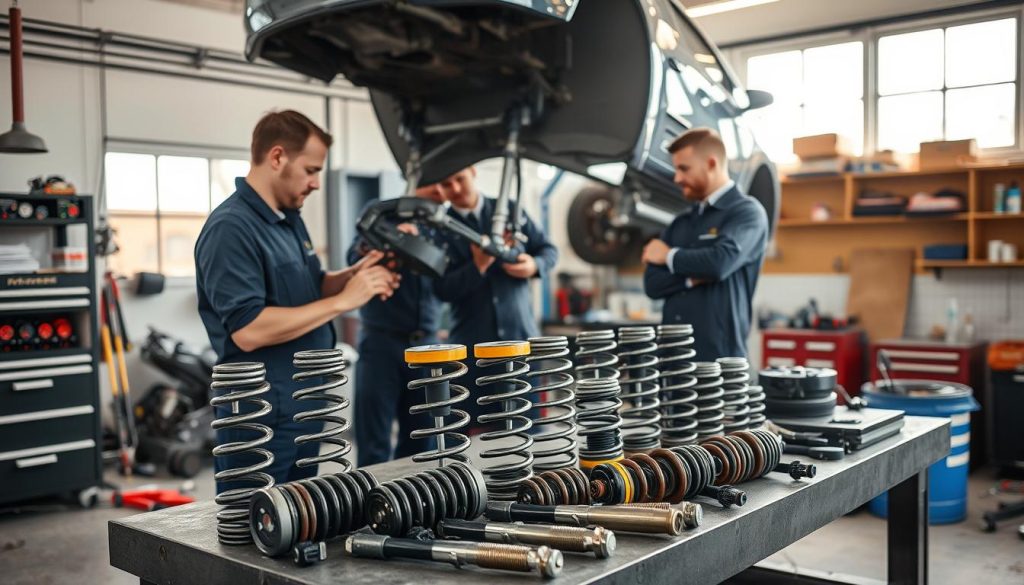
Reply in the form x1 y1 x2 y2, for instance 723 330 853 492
656 324 699 447
525 336 578 472
406 345 472 466
292 349 352 471
475 341 534 501
210 362 275 545
574 329 619 381
574 330 624 467
693 361 725 440
717 357 751 432
747 385 766 428
617 326 662 452
516 467 591 505
368 462 488 537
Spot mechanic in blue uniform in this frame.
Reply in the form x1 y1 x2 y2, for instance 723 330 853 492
346 182 446 466
642 128 768 361
196 110 399 491
434 166 558 427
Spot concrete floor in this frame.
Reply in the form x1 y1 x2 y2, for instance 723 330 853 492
1 464 1022 585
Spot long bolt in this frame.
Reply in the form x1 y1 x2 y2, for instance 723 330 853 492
485 501 687 536
617 502 703 529
438 519 615 558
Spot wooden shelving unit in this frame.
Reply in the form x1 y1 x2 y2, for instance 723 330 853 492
767 162 1024 274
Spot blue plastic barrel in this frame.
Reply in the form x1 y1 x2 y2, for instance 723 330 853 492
862 379 979 524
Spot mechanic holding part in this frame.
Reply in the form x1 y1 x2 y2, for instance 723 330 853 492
347 182 447 466
642 128 769 361
195 110 400 490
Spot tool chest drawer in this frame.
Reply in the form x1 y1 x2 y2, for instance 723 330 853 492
0 367 95 415
0 440 97 502
0 405 96 452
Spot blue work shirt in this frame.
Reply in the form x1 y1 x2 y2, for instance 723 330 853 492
644 185 768 361
195 177 335 418
435 196 558 345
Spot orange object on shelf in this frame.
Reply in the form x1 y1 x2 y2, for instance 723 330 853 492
989 341 1024 370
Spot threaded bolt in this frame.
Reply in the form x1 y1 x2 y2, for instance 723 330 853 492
702 485 746 508
775 460 816 480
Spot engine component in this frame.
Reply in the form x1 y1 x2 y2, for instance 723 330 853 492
437 518 615 559
210 362 274 545
657 324 699 446
574 330 624 468
717 357 751 432
516 468 591 506
617 326 661 452
474 341 534 501
525 336 578 472
693 362 725 440
485 501 689 536
346 533 564 579
291 349 351 471
405 344 472 466
367 461 488 537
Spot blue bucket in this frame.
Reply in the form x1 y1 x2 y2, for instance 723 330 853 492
862 379 979 524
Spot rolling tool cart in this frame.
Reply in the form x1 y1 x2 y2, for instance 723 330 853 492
0 192 102 507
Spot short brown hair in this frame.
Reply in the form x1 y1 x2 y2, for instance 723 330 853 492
251 110 333 164
667 127 726 161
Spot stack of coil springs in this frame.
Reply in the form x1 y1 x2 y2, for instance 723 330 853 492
210 362 275 545
366 461 489 536
405 344 473 465
574 330 624 468
617 326 661 453
474 341 534 501
693 361 725 440
525 336 578 472
249 469 378 557
656 324 698 446
717 357 751 432
291 349 352 471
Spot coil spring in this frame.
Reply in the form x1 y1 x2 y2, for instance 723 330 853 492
717 357 751 432
516 467 590 505
475 341 534 501
525 336 578 472
292 349 352 471
747 385 766 428
693 361 725 440
574 330 624 467
574 329 619 381
617 326 662 452
210 362 275 545
368 461 488 536
406 345 472 466
656 324 698 447
700 429 783 484
249 469 378 557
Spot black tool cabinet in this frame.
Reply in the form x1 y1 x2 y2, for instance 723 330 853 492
0 193 102 505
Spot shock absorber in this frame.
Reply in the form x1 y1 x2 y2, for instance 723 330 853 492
405 344 472 466
717 357 751 433
474 341 534 501
525 336 577 472
291 349 351 471
656 324 698 447
574 330 624 469
210 362 275 545
437 518 615 558
617 326 661 453
693 361 725 440
485 501 688 536
366 461 488 537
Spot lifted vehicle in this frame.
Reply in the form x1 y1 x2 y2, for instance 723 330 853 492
245 0 778 265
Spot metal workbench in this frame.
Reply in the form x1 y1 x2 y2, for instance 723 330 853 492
109 416 948 585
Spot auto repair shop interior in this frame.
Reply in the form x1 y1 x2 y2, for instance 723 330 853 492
0 0 1022 584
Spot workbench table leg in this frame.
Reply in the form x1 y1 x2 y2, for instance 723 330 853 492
887 470 928 585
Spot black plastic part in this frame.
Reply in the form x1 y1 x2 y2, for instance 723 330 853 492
292 541 325 567
382 537 436 561
424 380 452 418
436 519 488 541
774 460 817 480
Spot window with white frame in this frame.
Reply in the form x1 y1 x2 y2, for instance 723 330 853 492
104 153 250 278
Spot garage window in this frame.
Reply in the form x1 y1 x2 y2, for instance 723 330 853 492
104 152 250 278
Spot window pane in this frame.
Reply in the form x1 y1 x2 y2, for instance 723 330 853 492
946 83 1016 147
211 159 250 209
945 18 1017 88
878 29 944 95
877 92 944 152
803 42 863 100
107 213 159 275
747 50 802 105
105 153 156 212
803 99 864 156
160 215 205 277
157 156 210 213
743 103 801 164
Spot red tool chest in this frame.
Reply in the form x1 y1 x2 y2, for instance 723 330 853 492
761 329 865 402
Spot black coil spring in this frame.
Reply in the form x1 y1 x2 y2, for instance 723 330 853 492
747 385 766 427
717 357 751 432
475 342 534 501
617 326 662 452
249 469 378 557
657 324 698 446
292 349 352 471
515 467 591 505
210 362 275 545
693 361 725 440
525 336 578 472
367 462 488 537
574 330 624 465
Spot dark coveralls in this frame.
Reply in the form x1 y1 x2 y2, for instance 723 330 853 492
346 210 441 467
643 185 768 362
196 177 332 492
434 196 558 423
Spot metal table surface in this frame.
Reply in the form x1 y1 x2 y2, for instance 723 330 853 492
109 416 948 585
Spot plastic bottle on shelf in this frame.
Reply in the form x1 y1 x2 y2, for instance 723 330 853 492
960 313 976 344
993 183 1006 214
1005 181 1021 214
944 298 959 344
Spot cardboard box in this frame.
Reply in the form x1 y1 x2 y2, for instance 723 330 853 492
793 133 852 160
919 139 977 170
